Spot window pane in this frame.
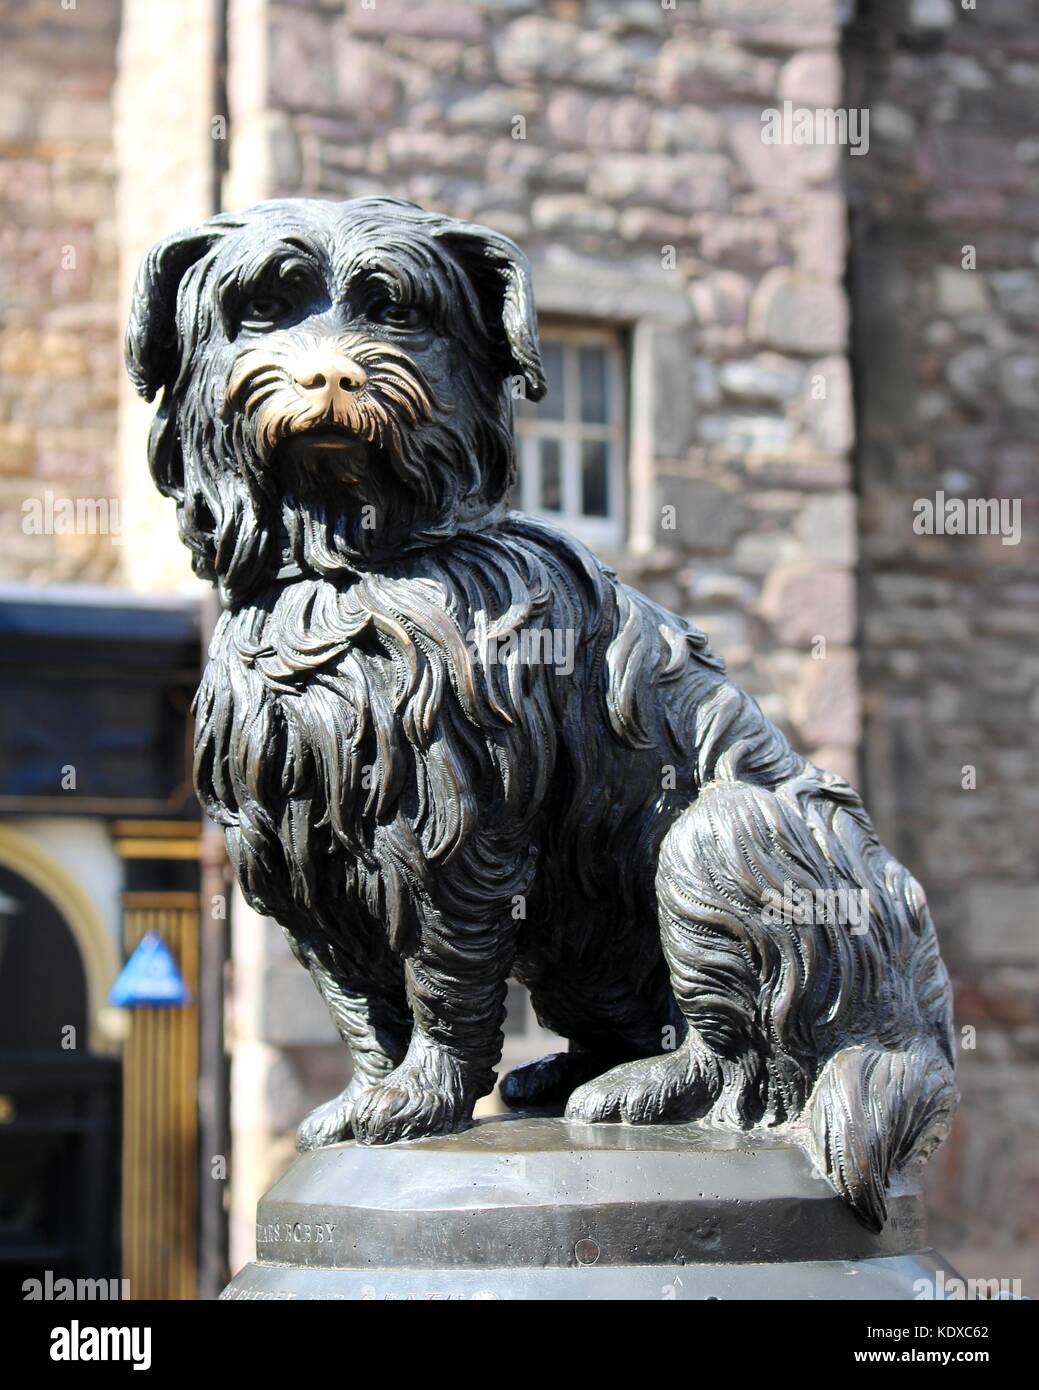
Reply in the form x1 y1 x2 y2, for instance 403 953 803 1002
539 438 562 511
580 440 609 518
536 340 565 419
579 345 609 424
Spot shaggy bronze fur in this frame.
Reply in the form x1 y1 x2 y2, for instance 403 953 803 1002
127 198 956 1230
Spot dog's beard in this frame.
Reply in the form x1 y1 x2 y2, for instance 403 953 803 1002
190 331 516 596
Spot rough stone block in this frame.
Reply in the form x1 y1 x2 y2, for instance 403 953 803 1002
778 51 842 108
790 648 861 747
749 269 848 354
496 17 581 84
589 153 729 213
350 0 487 43
934 266 991 316
650 328 697 456
654 475 748 553
964 883 1039 961
797 493 858 567
761 563 856 647
656 39 779 103
719 353 804 403
797 354 854 455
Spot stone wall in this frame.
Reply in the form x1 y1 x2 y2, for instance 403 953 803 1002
258 0 859 780
844 0 1039 1285
0 0 121 585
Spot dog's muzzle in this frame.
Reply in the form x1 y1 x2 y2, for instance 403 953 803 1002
226 330 433 461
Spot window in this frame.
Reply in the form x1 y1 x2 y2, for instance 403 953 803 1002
513 326 626 550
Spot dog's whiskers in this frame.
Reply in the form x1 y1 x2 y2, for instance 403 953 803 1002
243 385 284 421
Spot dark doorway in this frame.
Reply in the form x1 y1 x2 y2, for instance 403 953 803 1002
0 865 120 1296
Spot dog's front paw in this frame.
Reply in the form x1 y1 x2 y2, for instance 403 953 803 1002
296 1078 364 1152
351 1043 478 1145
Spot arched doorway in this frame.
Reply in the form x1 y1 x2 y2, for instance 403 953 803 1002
0 831 122 1295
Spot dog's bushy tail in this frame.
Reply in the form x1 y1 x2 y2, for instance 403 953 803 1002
804 1037 957 1232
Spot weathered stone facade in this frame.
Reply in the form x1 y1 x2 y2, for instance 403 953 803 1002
0 0 121 584
844 0 1039 1285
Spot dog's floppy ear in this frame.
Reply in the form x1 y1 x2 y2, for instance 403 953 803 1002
433 219 547 403
125 224 223 402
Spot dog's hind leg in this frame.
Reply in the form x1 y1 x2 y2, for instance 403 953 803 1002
501 1041 654 1111
501 961 674 1110
287 933 411 1151
567 781 816 1127
567 777 957 1232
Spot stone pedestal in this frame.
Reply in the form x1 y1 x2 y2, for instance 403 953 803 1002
222 1113 953 1300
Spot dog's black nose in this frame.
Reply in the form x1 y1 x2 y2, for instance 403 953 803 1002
291 346 368 405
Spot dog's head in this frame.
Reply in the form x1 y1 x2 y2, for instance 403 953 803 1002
126 198 545 601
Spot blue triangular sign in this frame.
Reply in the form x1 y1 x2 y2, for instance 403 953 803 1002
109 932 190 1007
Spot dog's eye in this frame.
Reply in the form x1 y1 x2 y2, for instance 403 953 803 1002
240 294 292 329
370 302 424 330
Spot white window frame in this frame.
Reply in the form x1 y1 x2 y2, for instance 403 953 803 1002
514 325 627 552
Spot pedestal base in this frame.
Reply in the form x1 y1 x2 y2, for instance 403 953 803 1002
223 1113 954 1301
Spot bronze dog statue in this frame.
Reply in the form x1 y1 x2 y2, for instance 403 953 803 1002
127 198 956 1230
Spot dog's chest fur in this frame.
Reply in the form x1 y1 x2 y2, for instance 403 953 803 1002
193 519 725 949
